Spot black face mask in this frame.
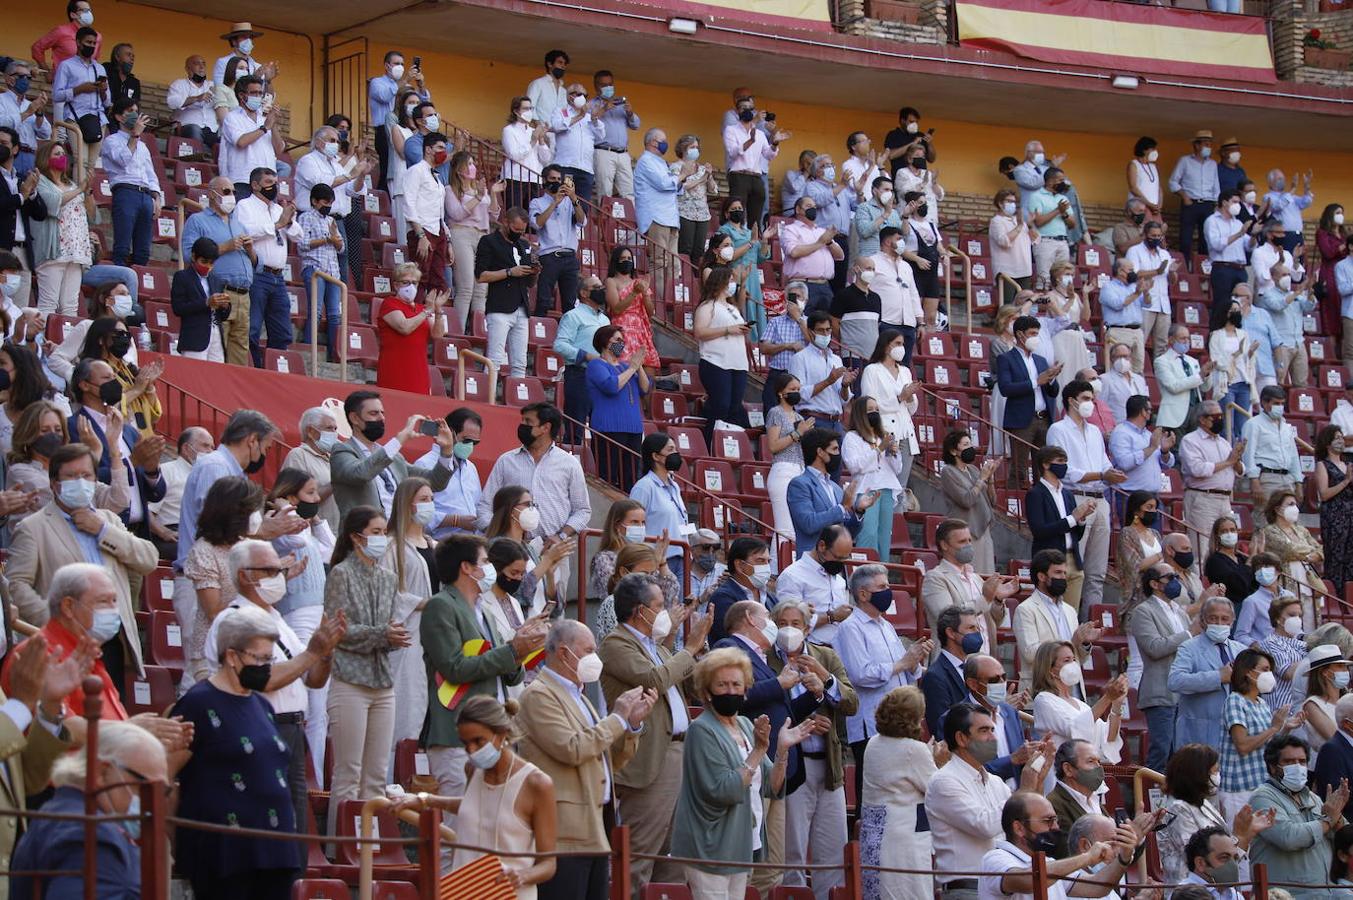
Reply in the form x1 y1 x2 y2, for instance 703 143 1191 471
825 451 840 469
0 369 11 392
259 184 279 201
1145 238 1162 250
295 500 320 519
517 423 537 447
190 73 206 84
866 411 883 432
497 575 523 595
550 66 566 80
238 662 272 692
244 446 267 474
361 420 385 442
738 108 755 123
783 391 801 406
709 691 746 716
32 433 63 460
664 452 683 472
109 333 132 358
1029 829 1062 855
1271 235 1284 246
98 379 123 406
616 259 634 275
911 158 927 170
1048 462 1068 480
1125 271 1138 284
0 146 10 166
120 61 133 76
1045 577 1068 597
78 45 95 59
588 288 607 307
1174 551 1195 570
544 181 561 194
821 559 846 577
1206 416 1225 435
1228 311 1244 327
803 207 818 222
1052 182 1069 195
915 204 929 218
1131 213 1145 225
1003 170 1015 181
1140 510 1158 527
868 587 893 614
727 210 745 224
960 447 978 464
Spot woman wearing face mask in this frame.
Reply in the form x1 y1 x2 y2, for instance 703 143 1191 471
859 329 919 483
1116 490 1164 615
717 197 774 338
859 685 947 900
502 95 553 212
1315 426 1353 594
940 429 998 574
1037 260 1091 390
213 56 248 126
79 317 161 437
630 431 691 583
899 190 950 330
693 266 752 442
485 487 572 607
1205 515 1254 605
842 395 904 560
171 607 302 900
378 477 437 749
393 696 559 897
670 647 812 898
1126 136 1162 222
1258 596 1308 713
1256 491 1323 623
483 538 560 688
31 142 91 317
1220 648 1304 823
5 399 125 530
765 371 812 549
0 342 69 455
1207 300 1255 436
989 188 1034 305
893 146 943 231
605 246 658 376
323 113 369 282
1235 552 1288 648
586 323 649 491
445 151 500 330
1031 640 1124 794
324 505 410 836
266 467 335 774
183 476 264 681
675 135 716 268
591 503 677 612
987 303 1025 459
701 231 737 282
375 262 447 395
49 282 139 382
1158 744 1264 885
1298 645 1351 767
1317 203 1348 338
386 89 420 239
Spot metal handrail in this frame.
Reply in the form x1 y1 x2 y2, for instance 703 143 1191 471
310 269 349 379
456 348 498 403
175 197 205 270
946 244 973 334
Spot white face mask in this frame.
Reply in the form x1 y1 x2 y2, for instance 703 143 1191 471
890 345 907 362
1060 274 1073 288
1338 213 1347 226
316 431 341 452
1227 202 1241 217
414 501 438 527
1002 201 1017 216
1146 149 1159 163
362 534 389 559
1077 400 1096 419
758 618 779 648
857 269 875 285
1256 566 1278 586
1113 357 1132 374
648 608 672 642
1282 504 1301 523
1 274 20 298
1244 191 1257 204
256 573 287 606
750 563 773 589
322 141 339 159
77 9 94 25
822 166 836 182
571 95 587 109
396 283 418 302
624 524 647 544
1278 276 1292 291
776 626 805 654
423 114 440 132
1059 660 1083 687
906 121 919 134
573 650 603 683
519 108 536 123
718 245 734 261
878 190 894 205
476 562 497 594
111 293 134 317
247 511 263 534
725 280 738 298
237 37 254 55
1199 146 1212 159
1227 151 1241 165
1283 616 1303 637
1256 670 1277 694
389 64 405 80
1090 378 1103 395
217 194 237 214
516 505 541 532
1032 152 1045 166
1219 531 1239 548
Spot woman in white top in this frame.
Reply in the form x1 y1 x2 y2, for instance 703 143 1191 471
1127 136 1162 222
764 371 811 548
1158 743 1265 885
49 282 138 382
1041 260 1092 390
1207 298 1256 439
989 188 1034 305
1031 640 1124 793
483 537 557 699
396 696 557 898
1118 490 1165 689
842 395 905 561
859 329 919 484
386 90 419 241
892 146 943 229
502 95 553 213
1298 647 1349 764
692 266 751 441
213 56 247 126
378 476 436 750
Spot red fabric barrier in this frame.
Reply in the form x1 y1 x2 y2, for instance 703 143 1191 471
148 353 524 464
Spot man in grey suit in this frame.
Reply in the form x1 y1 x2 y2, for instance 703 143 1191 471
329 389 456 519
1168 595 1247 755
1126 562 1194 772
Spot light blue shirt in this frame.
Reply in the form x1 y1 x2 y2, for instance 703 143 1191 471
837 607 921 743
1338 257 1353 320
787 344 845 416
780 170 810 217
1241 412 1301 480
628 471 687 561
549 108 604 174
99 129 162 196
528 194 580 254
633 150 679 233
1028 188 1069 238
1263 190 1313 234
1168 154 1220 202
1235 585 1275 648
0 93 52 150
367 75 426 132
181 208 253 290
852 199 903 259
1098 277 1144 327
1010 160 1046 214
804 179 851 234
596 103 639 150
1255 285 1314 348
415 448 481 541
553 301 609 366
52 55 109 122
1242 307 1279 378
175 444 245 571
1108 421 1175 492
621 623 689 735
60 506 105 564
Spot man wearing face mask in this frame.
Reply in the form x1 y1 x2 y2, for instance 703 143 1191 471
1008 139 1064 214
526 49 570 130
181 177 254 364
51 26 109 177
767 598 856 898
402 103 451 182
1248 734 1349 891
1314 690 1353 799
202 539 345 834
221 75 285 201
1026 446 1096 614
1124 220 1173 359
149 426 214 557
553 275 610 439
759 282 812 410
1242 386 1303 526
776 523 856 648
920 605 985 736
280 407 341 531
1013 550 1100 693
412 408 483 541
687 529 727 599
1100 343 1148 423
869 227 922 364
1169 129 1220 273
964 655 1038 789
1128 562 1196 771
782 197 844 314
723 93 785 230
1256 261 1315 388
1047 739 1108 856
0 61 53 181
519 618 653 900
787 314 855 471
549 84 604 205
1098 257 1151 374
706 536 776 645
590 71 639 201
1169 596 1246 750
404 132 452 295
1181 401 1244 560
1026 166 1076 286
167 55 218 147
599 572 712 895
996 315 1061 488
1182 826 1245 900
1109 394 1177 520
99 98 161 267
829 256 881 359
1205 190 1254 330
235 166 301 366
529 165 585 318
1156 324 1214 433
1263 168 1314 256
923 519 1016 657
633 127 683 305
853 176 904 260
803 154 852 291
330 389 455 518
1110 199 1148 259
367 50 427 190
786 427 870 554
213 22 275 87
103 43 139 112
1235 552 1287 648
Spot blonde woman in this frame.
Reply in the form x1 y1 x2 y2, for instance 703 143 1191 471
842 394 904 560
379 477 437 749
31 142 91 316
1031 640 1125 793
988 303 1025 458
375 261 447 395
1040 260 1091 390
445 150 502 330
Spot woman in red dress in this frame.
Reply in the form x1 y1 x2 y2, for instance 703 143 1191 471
1316 203 1348 337
376 262 448 394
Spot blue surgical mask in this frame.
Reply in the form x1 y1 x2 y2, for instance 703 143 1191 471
414 502 438 527
656 140 669 155
88 608 122 643
813 334 832 349
316 431 341 453
1281 763 1308 792
453 440 475 460
122 791 142 839
1335 670 1351 690
960 632 984 654
1206 623 1231 644
245 95 264 112
58 478 96 509
599 85 615 99
111 293 134 318
1173 341 1190 355
468 739 502 770
361 534 389 559
986 681 1008 705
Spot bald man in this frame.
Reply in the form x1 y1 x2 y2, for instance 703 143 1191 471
167 55 218 146
180 176 253 364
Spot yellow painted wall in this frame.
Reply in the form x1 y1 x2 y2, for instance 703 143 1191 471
7 1 1353 211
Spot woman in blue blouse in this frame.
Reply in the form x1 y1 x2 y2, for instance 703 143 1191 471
629 431 691 589
586 324 650 492
717 196 774 340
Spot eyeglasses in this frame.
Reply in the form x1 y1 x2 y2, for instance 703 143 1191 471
235 649 273 665
243 566 286 578
1023 815 1059 827
118 765 176 799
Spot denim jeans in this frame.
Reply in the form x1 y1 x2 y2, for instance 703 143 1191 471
175 124 219 148
697 360 749 443
83 264 138 303
856 487 896 560
487 307 529 377
111 186 154 266
535 250 580 317
1222 380 1251 441
1144 705 1177 772
248 270 294 367
563 364 592 444
302 265 342 359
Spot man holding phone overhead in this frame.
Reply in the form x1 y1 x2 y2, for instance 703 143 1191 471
328 388 456 519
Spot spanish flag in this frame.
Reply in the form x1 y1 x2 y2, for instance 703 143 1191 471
435 639 490 710
439 854 516 900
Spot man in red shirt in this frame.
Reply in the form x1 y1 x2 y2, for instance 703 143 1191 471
30 0 103 74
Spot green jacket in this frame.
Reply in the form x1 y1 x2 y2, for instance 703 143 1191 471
420 585 523 747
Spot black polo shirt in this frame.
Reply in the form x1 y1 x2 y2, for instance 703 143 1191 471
474 230 534 315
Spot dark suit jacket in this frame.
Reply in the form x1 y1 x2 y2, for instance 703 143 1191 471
996 347 1058 431
1315 731 1353 800
69 407 166 536
1048 782 1094 858
0 168 47 267
920 652 968 738
1026 480 1085 569
713 635 820 793
980 697 1030 784
706 578 775 646
170 268 216 352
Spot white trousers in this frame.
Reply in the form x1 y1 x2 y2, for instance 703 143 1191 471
768 460 803 549
783 757 847 900
1077 497 1111 613
487 307 529 378
35 261 83 315
283 605 329 781
594 149 635 200
686 867 748 900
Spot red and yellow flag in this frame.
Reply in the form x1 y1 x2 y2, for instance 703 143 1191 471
435 639 490 710
438 854 516 900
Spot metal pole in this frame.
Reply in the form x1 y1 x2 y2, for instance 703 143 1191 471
417 807 441 900
81 676 105 900
139 780 168 900
1032 849 1049 900
609 824 630 900
842 839 864 899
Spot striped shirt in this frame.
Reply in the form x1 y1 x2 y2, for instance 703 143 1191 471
297 210 342 279
1221 692 1273 793
762 314 804 370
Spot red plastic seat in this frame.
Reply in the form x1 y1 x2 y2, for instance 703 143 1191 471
341 325 380 365
459 369 493 403
172 160 214 190
527 316 558 349
291 879 350 900
333 800 420 875
740 463 770 498
533 347 564 379
361 190 392 217
133 266 171 302
918 332 958 360
642 886 693 900
149 609 184 671
379 242 407 270
391 738 430 790
669 363 704 396
366 215 398 244
90 170 114 207
370 884 417 900
166 135 207 160
651 391 689 424
140 567 176 612
710 429 754 463
265 349 305 375
694 458 735 494
504 376 545 408
667 426 707 458
124 665 178 717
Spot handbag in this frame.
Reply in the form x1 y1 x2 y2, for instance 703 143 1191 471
76 114 104 147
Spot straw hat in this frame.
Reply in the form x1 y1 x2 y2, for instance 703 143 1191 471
221 22 264 40
1192 129 1214 142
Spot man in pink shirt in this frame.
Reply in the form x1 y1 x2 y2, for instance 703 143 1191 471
780 196 844 314
31 0 102 75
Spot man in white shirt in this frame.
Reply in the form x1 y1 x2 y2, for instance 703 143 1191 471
404 132 451 294
235 166 301 367
294 124 370 282
1123 221 1173 359
1251 220 1300 296
414 407 483 541
1098 344 1147 425
148 427 213 558
166 55 216 146
212 22 275 86
1332 383 1353 436
525 49 569 131
869 225 922 363
1204 189 1253 331
774 522 854 647
549 84 604 205
1065 815 1127 900
219 75 283 199
1045 379 1124 615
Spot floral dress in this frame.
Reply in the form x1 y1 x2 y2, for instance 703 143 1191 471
1321 459 1353 593
609 278 657 363
55 191 92 265
184 540 238 681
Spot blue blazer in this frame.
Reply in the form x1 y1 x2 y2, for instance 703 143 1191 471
1167 634 1247 751
712 636 820 793
981 697 1030 784
170 267 217 353
920 654 968 738
786 469 861 556
69 408 166 533
1316 732 1353 800
995 347 1058 431
1025 480 1085 569
706 578 775 647
10 785 140 900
